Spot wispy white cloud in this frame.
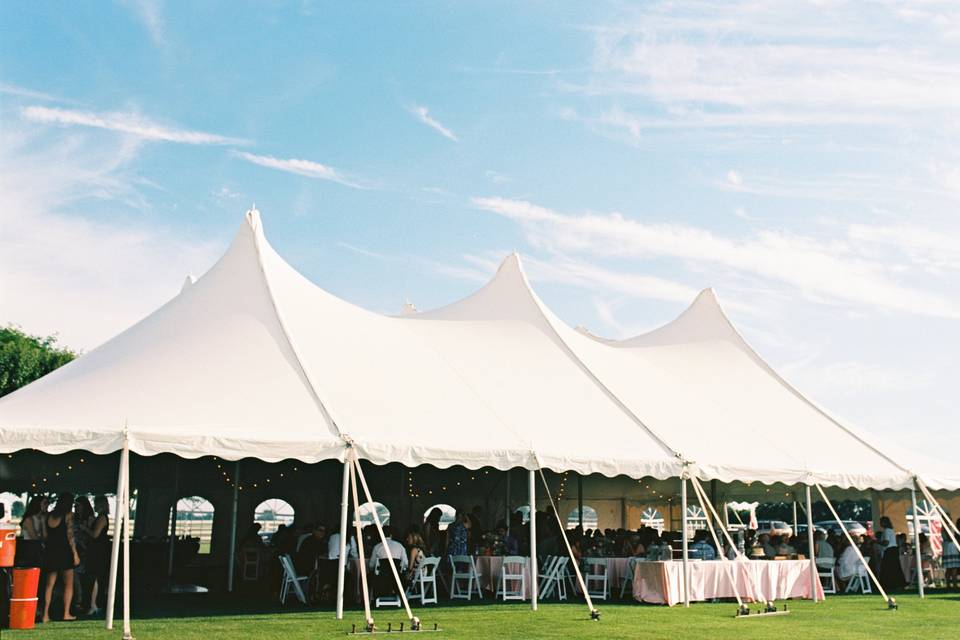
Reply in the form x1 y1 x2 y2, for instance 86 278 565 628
0 82 65 103
119 0 166 47
472 196 960 320
410 104 459 142
22 105 246 145
232 150 365 189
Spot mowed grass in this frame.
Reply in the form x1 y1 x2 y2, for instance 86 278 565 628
9 592 959 639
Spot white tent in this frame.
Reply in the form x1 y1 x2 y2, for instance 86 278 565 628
3 209 946 490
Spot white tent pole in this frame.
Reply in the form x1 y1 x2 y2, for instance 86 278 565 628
792 501 798 539
352 454 418 627
121 444 132 640
916 479 960 548
348 459 374 630
505 471 511 535
105 439 127 630
910 486 925 598
227 461 240 593
166 458 179 583
335 458 350 620
533 458 597 618
577 475 584 530
681 476 689 608
687 478 743 609
814 483 893 607
805 485 818 602
528 469 538 611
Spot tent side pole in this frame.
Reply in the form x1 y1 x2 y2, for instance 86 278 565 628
335 458 350 619
910 485 925 598
105 441 127 630
529 469 538 611
166 458 179 583
505 470 511 534
792 501 798 540
681 476 689 608
805 485 817 602
121 446 132 639
227 460 240 593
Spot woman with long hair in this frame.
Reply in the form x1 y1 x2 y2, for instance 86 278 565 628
15 495 48 568
42 492 80 622
82 496 110 616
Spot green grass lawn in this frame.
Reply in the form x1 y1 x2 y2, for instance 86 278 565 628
9 592 959 639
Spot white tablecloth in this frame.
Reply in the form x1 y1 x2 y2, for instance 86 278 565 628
633 559 823 606
475 556 532 599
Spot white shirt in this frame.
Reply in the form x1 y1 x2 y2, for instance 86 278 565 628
368 538 408 572
838 546 860 579
327 533 358 559
881 528 896 549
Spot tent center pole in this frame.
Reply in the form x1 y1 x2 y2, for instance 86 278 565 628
805 485 817 602
227 461 240 593
681 476 689 608
529 469 538 611
505 470 511 535
121 444 132 640
335 458 350 619
577 475 583 530
910 485 924 598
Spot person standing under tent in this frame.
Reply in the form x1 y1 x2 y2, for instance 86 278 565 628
877 516 905 590
943 518 959 589
41 493 80 623
72 496 94 617
15 495 48 568
82 496 110 616
446 512 470 557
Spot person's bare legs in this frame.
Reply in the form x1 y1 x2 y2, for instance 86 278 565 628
87 578 100 614
42 572 57 623
62 569 76 620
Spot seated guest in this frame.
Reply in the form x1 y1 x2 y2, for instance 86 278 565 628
622 534 645 557
496 520 519 555
943 518 959 589
327 529 358 560
295 523 327 575
837 539 861 589
404 529 425 583
777 536 796 557
815 530 834 561
239 523 265 548
760 533 777 558
368 525 408 573
689 530 716 560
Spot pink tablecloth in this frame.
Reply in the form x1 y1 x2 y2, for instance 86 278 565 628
633 560 823 606
475 556 532 599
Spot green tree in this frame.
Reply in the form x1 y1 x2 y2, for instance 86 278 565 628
0 326 78 397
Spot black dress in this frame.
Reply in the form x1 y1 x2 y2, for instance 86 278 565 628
85 515 110 583
43 516 75 572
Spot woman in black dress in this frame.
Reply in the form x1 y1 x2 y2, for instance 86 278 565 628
41 493 79 623
82 496 110 616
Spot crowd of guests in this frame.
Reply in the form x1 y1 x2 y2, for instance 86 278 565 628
14 493 111 622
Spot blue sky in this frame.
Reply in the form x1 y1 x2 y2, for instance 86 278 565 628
2 1 958 459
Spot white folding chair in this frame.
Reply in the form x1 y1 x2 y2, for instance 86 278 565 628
844 556 872 594
406 556 440 606
584 558 609 600
551 557 570 600
278 554 308 604
537 556 560 599
619 557 640 599
241 549 260 582
496 556 528 601
449 555 483 600
816 558 836 595
373 558 405 608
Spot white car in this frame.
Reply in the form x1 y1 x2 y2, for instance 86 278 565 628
814 520 868 537
756 520 793 538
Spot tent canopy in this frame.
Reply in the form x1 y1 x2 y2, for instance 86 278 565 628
1 210 952 491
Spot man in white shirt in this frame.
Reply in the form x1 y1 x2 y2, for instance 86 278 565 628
368 525 408 573
327 531 358 560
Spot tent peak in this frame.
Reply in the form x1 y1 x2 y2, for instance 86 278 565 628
180 274 196 293
245 204 262 230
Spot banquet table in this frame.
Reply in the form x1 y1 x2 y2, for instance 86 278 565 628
475 555 532 599
632 559 824 606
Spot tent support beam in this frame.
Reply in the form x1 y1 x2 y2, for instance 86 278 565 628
227 461 240 593
348 459 374 630
805 485 817 602
533 457 598 619
680 476 689 608
687 477 744 610
105 439 128 630
910 486 924 598
166 458 179 584
529 469 538 611
915 479 960 550
335 458 350 620
815 483 894 608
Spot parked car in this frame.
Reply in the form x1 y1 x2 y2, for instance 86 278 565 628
814 520 868 537
795 523 828 537
756 520 793 538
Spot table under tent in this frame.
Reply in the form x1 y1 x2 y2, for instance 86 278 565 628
1 210 957 636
